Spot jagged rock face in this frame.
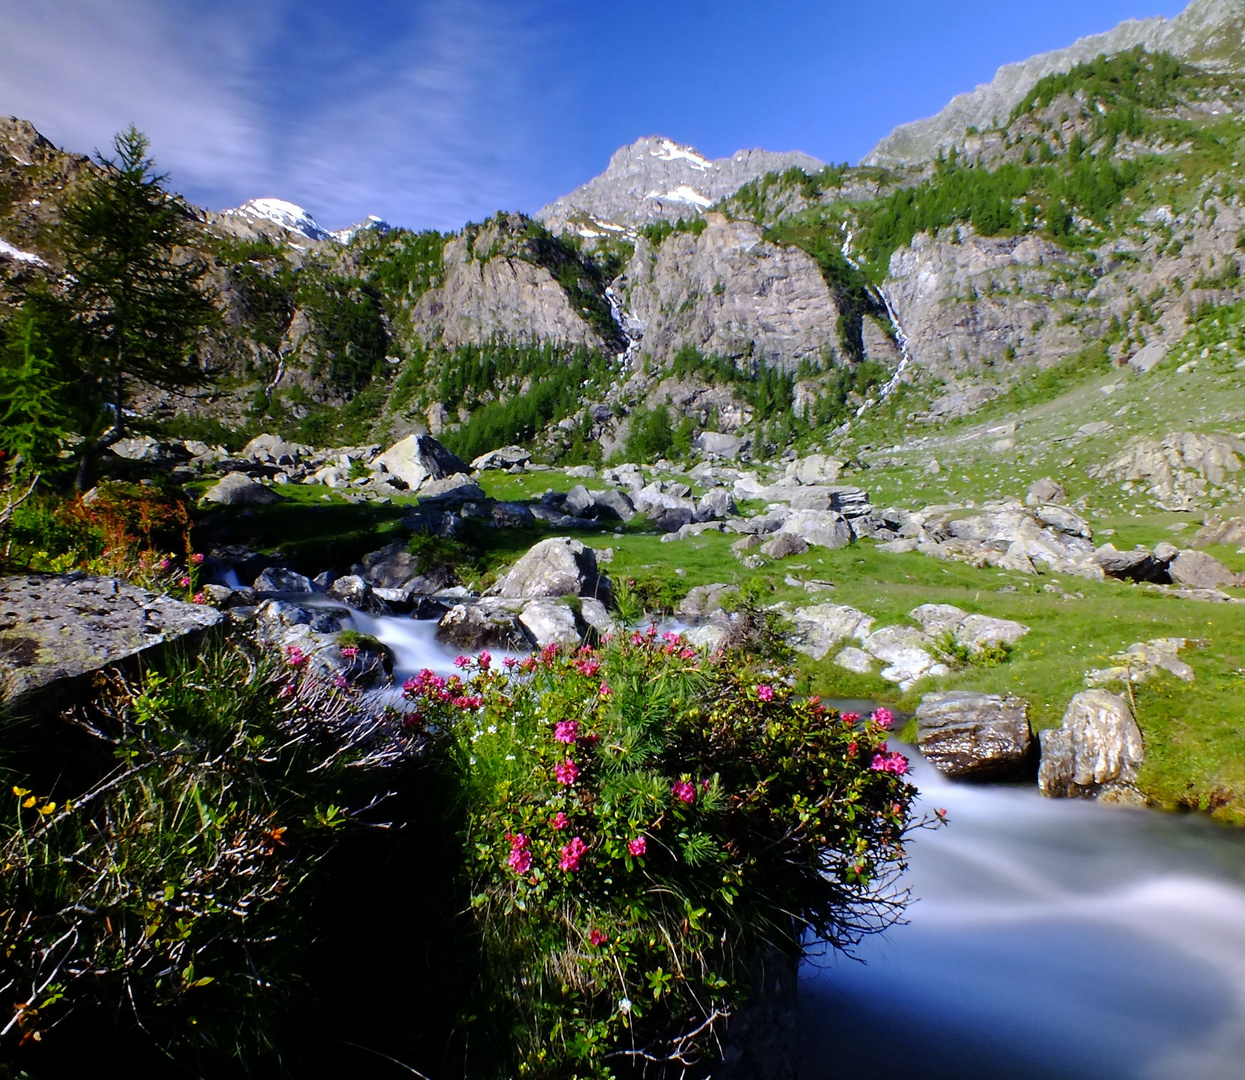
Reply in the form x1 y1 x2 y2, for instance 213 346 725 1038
915 692 1033 780
410 214 610 350
886 228 1086 380
622 214 844 371
537 135 825 233
1038 690 1145 800
1088 431 1245 509
864 0 1245 166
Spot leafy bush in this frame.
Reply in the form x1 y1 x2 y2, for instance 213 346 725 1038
412 634 921 1077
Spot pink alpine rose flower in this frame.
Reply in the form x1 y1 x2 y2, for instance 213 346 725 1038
507 833 532 874
756 684 774 702
551 811 569 830
627 836 647 857
554 720 579 744
671 780 696 804
588 929 608 946
559 836 587 871
871 707 894 731
555 758 580 786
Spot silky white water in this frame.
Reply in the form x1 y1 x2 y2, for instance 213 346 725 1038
801 749 1245 1080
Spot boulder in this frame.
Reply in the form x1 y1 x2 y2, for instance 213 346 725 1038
490 501 538 528
471 445 531 471
0 574 224 710
789 605 875 661
861 625 948 690
372 434 467 490
563 485 598 517
915 692 1033 779
324 574 389 614
1167 549 1241 589
417 473 485 505
1193 516 1245 548
694 432 747 460
1037 690 1144 799
776 510 851 550
694 488 737 522
243 433 305 464
677 583 741 618
591 488 637 522
255 599 348 636
760 533 809 559
956 614 1030 654
436 603 527 651
495 537 609 601
1094 544 1169 583
201 471 283 506
1025 477 1065 506
833 647 875 675
651 505 696 533
784 455 844 486
359 542 456 596
518 599 584 648
1086 638 1195 686
253 567 315 595
908 604 968 638
109 434 165 461
579 597 617 638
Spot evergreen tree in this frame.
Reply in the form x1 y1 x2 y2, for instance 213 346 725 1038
57 125 218 484
0 309 70 476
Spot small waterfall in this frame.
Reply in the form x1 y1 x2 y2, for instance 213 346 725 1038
605 285 645 373
840 230 915 418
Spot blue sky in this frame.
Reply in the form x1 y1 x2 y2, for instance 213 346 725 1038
0 0 1190 232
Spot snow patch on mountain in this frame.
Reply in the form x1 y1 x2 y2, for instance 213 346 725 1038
221 198 330 242
329 215 391 244
650 138 712 170
648 185 714 208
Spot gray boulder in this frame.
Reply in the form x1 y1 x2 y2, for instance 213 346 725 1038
677 584 741 618
436 602 527 651
0 574 223 710
760 533 809 559
324 574 388 614
694 432 747 459
471 445 531 471
359 542 456 596
591 488 637 522
834 647 875 674
789 604 874 661
490 501 538 528
372 434 467 490
908 603 968 638
1038 690 1144 800
956 614 1030 654
916 692 1033 779
495 537 609 601
1094 544 1169 583
1167 549 1241 589
253 567 315 595
694 488 737 522
1025 477 1066 506
418 473 485 505
518 599 585 648
202 471 283 506
651 505 696 533
776 510 851 550
862 625 949 690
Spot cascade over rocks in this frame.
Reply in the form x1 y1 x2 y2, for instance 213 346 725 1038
915 692 1034 779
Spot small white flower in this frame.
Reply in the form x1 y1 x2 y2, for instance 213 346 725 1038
619 997 632 1014
505 754 516 761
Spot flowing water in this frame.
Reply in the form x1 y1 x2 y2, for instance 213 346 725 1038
801 750 1245 1080
312 609 1245 1076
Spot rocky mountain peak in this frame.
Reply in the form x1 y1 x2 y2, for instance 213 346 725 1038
864 0 1245 167
220 197 331 242
537 135 825 235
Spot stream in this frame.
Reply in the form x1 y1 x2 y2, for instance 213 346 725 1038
354 611 1245 1078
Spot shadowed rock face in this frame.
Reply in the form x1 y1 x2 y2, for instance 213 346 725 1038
0 574 224 710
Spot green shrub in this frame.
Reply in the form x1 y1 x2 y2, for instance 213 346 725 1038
413 634 921 1077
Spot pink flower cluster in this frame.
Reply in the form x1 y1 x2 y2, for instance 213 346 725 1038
588 929 608 946
554 720 579 744
841 712 861 724
627 836 647 857
340 645 359 659
756 684 774 702
671 780 696 804
870 751 909 775
452 695 483 709
285 646 309 668
507 832 532 874
573 656 601 678
190 552 205 565
192 592 206 605
555 758 580 786
478 650 492 670
551 811 569 830
559 835 587 871
871 707 894 731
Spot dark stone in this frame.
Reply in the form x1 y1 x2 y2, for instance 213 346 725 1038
915 691 1033 779
1094 544 1169 583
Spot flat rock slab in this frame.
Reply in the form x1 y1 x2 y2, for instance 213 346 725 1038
0 574 224 709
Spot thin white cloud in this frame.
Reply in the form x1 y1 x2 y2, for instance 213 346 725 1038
0 0 560 231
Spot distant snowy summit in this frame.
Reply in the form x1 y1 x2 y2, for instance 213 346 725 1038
537 135 824 236
218 197 389 245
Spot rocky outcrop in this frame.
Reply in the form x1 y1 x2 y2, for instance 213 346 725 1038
436 602 528 652
1088 432 1245 510
1086 637 1197 686
620 213 848 371
788 604 874 661
915 692 1033 779
909 604 1030 655
1168 549 1242 589
0 574 224 709
410 214 612 350
864 0 1245 166
1038 690 1145 801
